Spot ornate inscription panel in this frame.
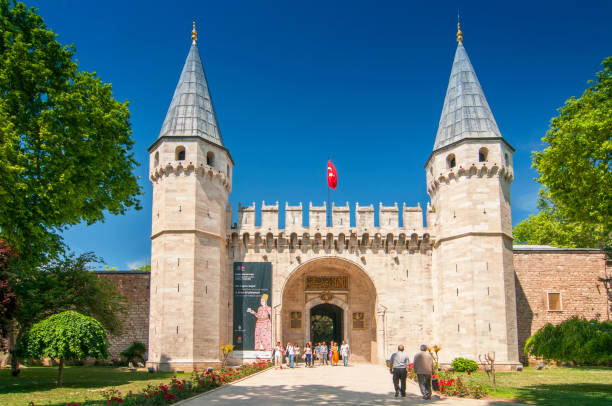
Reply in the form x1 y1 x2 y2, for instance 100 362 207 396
305 276 348 291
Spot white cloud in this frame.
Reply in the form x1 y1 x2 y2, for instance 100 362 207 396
127 257 150 270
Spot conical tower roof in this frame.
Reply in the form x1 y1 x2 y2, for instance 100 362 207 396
433 30 501 152
158 26 223 146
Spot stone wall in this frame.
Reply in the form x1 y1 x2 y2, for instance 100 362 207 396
97 248 610 364
97 271 150 359
513 247 609 364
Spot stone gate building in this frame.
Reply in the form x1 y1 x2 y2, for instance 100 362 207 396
141 24 610 371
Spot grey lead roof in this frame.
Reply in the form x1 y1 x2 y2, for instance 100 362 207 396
433 44 501 151
158 43 223 146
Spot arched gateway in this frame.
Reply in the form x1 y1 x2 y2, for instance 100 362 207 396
280 257 377 362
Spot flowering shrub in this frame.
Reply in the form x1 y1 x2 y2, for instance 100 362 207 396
412 370 489 399
98 361 272 405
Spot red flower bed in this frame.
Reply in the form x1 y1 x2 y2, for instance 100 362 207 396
97 361 272 405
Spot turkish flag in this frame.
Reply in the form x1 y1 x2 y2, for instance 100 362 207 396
327 160 337 190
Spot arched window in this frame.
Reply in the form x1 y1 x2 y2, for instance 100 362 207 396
479 147 488 162
447 154 456 169
206 151 215 167
226 164 230 179
175 146 185 161
154 151 159 167
504 153 510 166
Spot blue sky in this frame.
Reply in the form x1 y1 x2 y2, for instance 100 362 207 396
27 0 612 269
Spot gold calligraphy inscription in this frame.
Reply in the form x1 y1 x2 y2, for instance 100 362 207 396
305 276 348 290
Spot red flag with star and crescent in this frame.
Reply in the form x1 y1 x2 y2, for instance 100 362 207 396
327 160 337 190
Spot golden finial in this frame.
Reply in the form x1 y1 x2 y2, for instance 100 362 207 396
457 19 463 45
191 21 197 44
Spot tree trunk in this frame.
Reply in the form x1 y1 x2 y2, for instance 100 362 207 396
58 359 64 386
8 328 19 377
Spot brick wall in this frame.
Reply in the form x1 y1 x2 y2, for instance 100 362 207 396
97 271 150 359
513 248 609 364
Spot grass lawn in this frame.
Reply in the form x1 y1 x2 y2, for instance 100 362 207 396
0 366 191 406
467 366 612 405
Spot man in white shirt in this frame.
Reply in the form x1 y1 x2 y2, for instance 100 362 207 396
341 341 350 366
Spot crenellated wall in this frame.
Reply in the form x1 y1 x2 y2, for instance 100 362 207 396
234 201 425 233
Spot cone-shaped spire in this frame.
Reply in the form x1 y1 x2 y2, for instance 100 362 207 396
433 41 501 151
158 28 223 146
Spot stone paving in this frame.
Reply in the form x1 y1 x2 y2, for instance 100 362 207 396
180 363 522 405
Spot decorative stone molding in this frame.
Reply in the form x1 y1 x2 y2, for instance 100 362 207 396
428 162 514 195
229 230 433 252
149 161 231 191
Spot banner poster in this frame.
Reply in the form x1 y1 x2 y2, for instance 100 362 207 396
233 262 272 359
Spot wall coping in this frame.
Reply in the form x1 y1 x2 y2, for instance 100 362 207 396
513 245 602 253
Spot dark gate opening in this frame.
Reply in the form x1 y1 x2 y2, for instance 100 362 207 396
310 303 343 344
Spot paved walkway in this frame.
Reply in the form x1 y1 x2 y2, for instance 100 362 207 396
180 363 521 405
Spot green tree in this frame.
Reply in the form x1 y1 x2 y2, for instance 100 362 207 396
25 310 109 386
522 56 612 247
524 317 612 365
513 197 604 248
0 0 141 265
9 251 126 375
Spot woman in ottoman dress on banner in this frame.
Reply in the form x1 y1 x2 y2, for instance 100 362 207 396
247 293 272 351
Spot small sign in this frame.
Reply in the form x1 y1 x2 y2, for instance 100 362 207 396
305 276 348 290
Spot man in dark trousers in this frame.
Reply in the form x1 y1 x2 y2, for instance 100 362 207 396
413 344 435 400
389 345 410 397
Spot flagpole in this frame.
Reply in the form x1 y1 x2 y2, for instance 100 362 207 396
328 184 331 227
327 157 331 227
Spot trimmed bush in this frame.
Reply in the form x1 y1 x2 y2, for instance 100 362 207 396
525 317 612 365
451 357 479 373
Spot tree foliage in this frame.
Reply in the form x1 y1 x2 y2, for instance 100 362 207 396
13 251 127 337
526 56 612 246
0 0 141 265
524 317 612 365
513 197 604 248
25 310 109 385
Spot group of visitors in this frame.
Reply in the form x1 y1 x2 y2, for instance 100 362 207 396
272 340 350 368
389 344 434 400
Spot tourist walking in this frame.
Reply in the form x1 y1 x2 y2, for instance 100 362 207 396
321 341 328 365
413 344 434 400
294 344 301 366
389 345 410 398
331 341 340 366
305 342 312 367
273 341 283 367
341 340 350 366
287 342 295 368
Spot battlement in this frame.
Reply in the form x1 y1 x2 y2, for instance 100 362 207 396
150 161 231 192
232 201 425 234
427 161 514 195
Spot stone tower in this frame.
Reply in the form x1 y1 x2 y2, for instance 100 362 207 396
147 24 233 371
425 24 520 366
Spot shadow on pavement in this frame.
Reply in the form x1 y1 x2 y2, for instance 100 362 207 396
193 383 519 405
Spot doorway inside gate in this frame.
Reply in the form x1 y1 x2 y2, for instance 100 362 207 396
310 303 343 344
